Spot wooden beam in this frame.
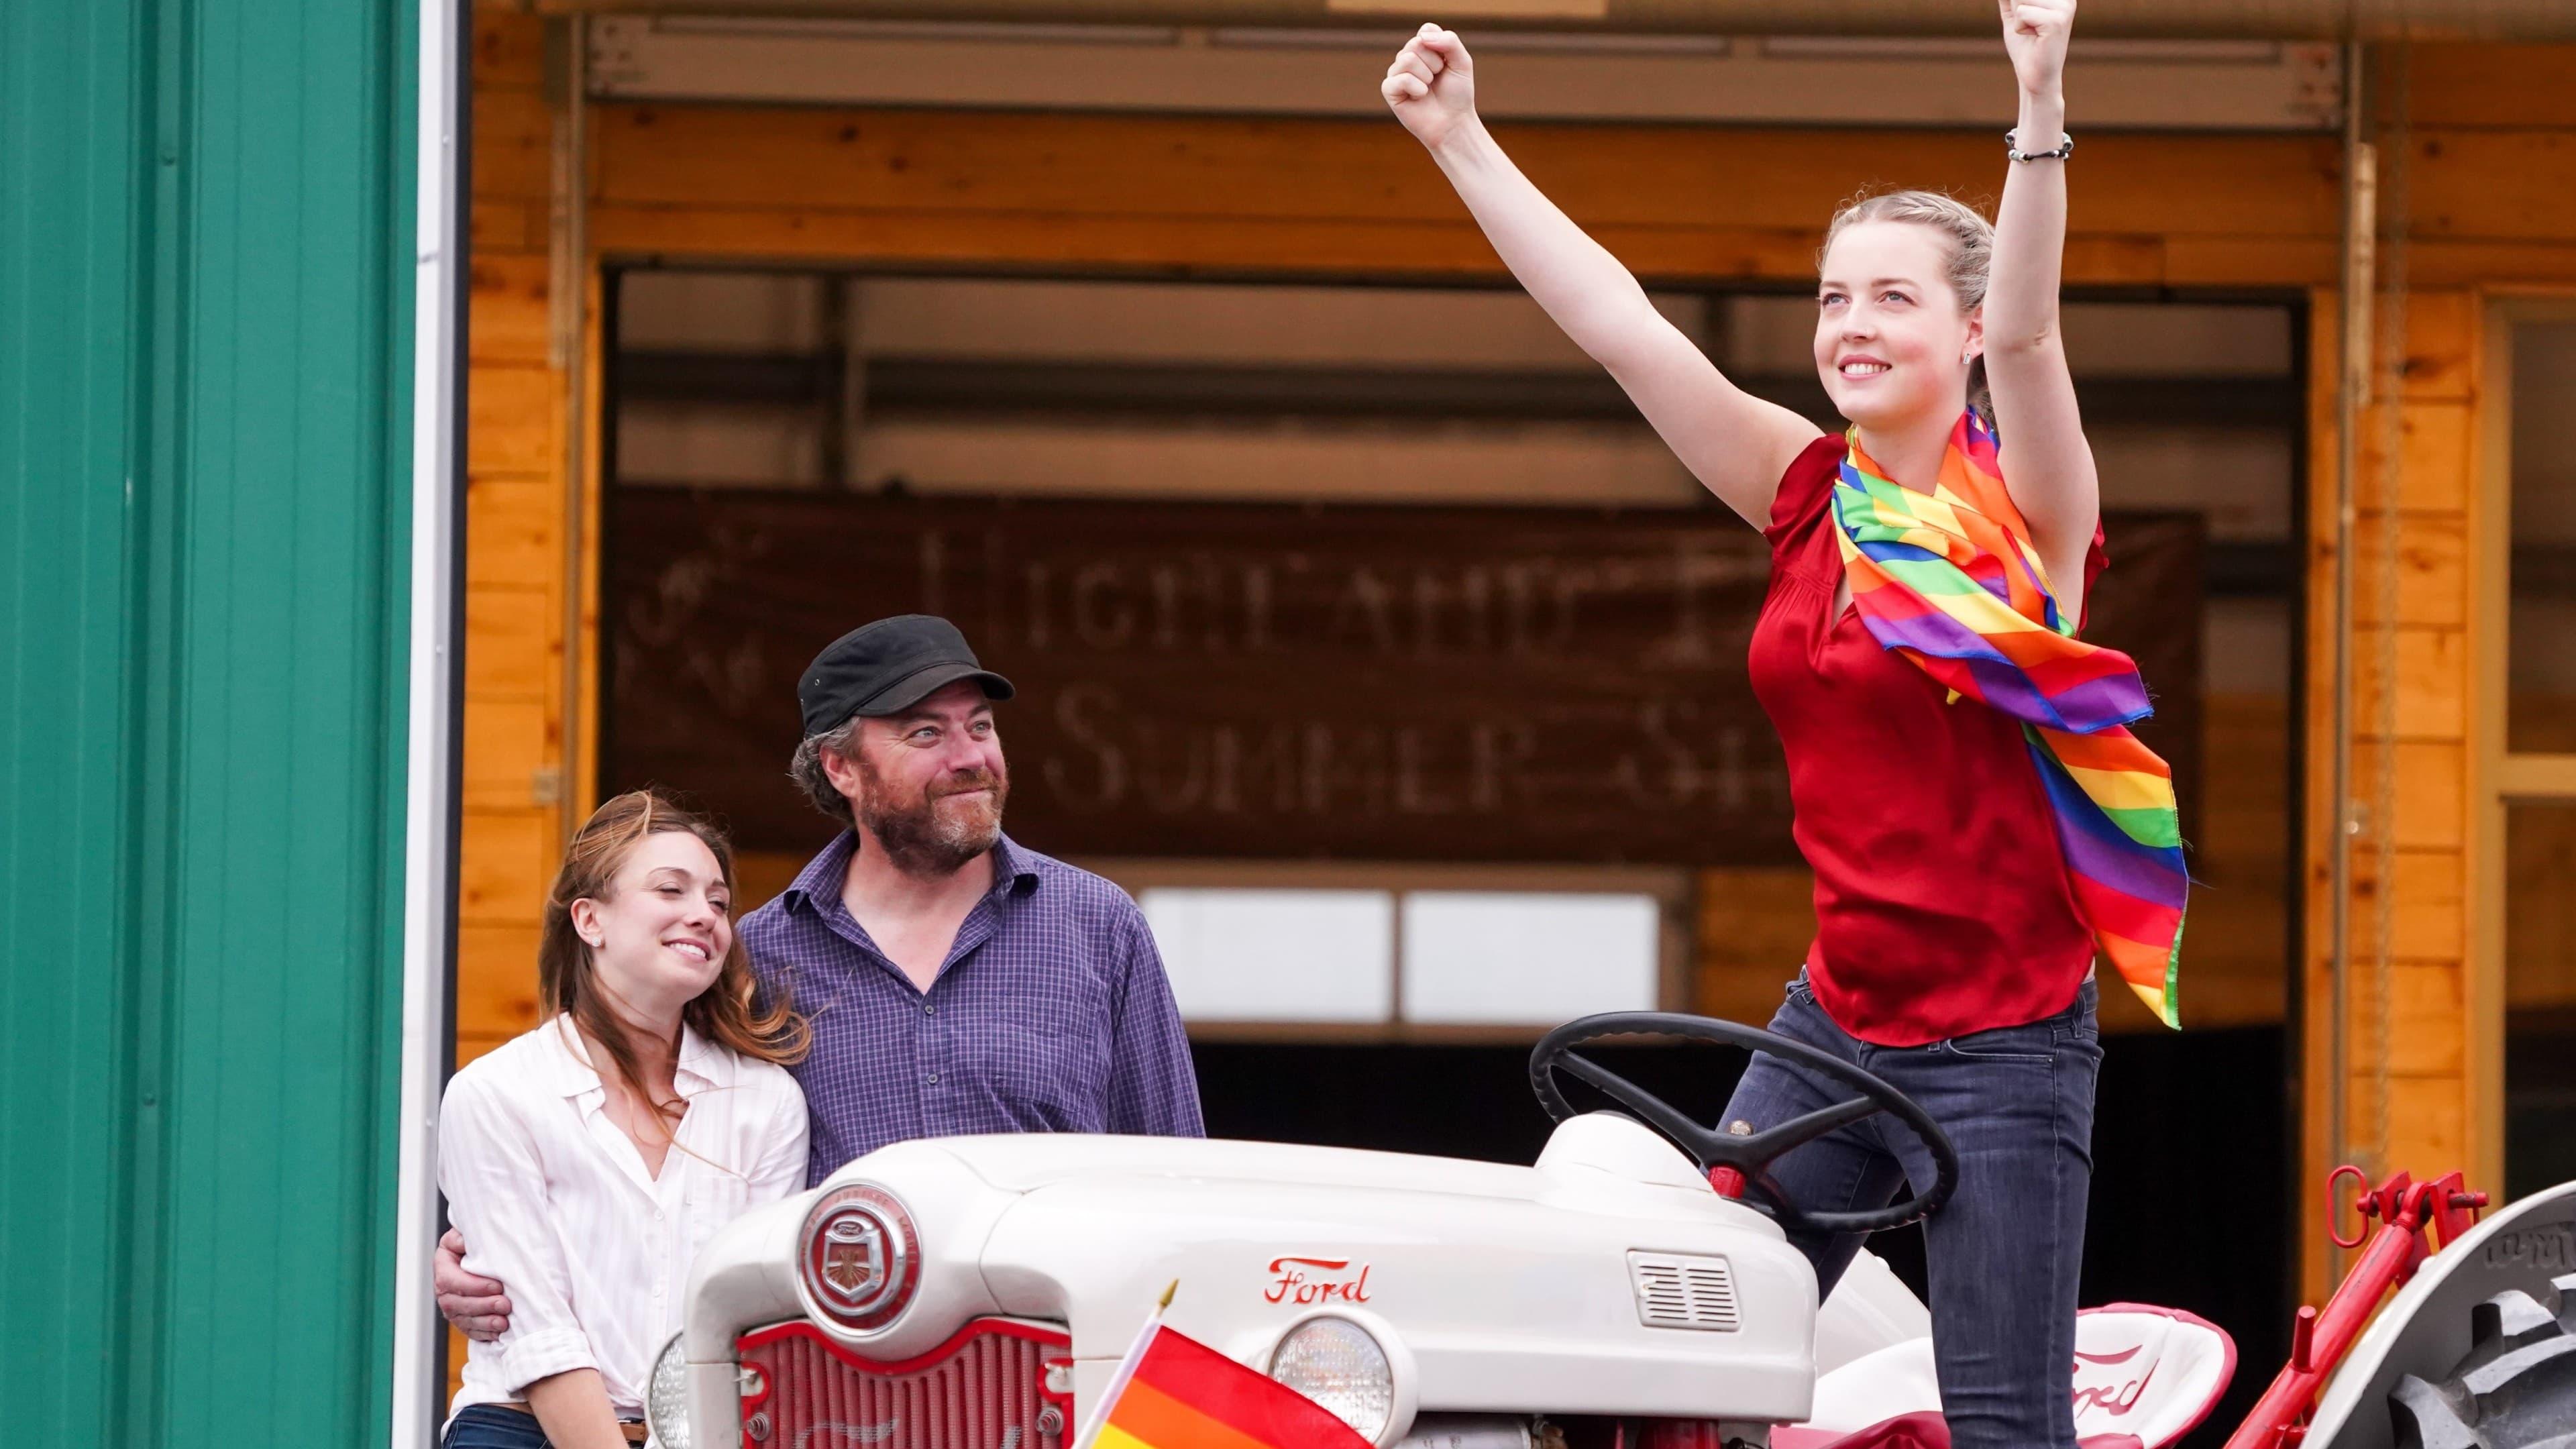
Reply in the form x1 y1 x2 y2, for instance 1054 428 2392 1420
2410 130 2576 244
469 252 553 366
2347 740 2470 851
2351 627 2471 742
474 85 555 203
2398 296 2481 402
2351 511 2467 627
2410 44 2576 129
594 205 2191 287
468 362 561 474
588 104 2344 241
2342 848 2470 984
609 349 2305 429
472 9 547 93
465 586 559 702
463 698 555 811
457 923 542 1038
472 198 545 255
460 808 553 926
2349 400 2476 513
2501 755 2576 797
465 474 565 592
2343 959 2469 1077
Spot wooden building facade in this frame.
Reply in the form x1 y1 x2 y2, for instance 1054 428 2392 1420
458 3 2576 1311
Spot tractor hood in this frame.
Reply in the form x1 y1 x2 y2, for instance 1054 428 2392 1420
930 1110 1727 1203
681 1113 1824 1431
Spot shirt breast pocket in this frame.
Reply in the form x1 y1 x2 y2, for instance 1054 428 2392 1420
984 977 1116 1127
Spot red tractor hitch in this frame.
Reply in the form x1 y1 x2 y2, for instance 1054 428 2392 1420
2222 1166 2489 1449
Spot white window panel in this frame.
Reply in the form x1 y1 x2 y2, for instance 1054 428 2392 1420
1140 888 1393 1023
1401 892 1660 1026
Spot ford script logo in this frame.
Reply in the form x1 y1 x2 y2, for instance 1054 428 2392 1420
1265 1256 1373 1305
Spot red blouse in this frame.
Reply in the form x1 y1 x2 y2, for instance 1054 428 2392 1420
1745 435 2108 1046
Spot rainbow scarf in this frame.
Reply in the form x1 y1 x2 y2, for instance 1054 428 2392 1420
1831 413 2186 1027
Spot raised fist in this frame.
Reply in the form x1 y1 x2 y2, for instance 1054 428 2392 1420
1381 23 1478 150
2000 0 2076 96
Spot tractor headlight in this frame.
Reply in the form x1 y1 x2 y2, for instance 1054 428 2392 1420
645 1333 692 1449
1270 1316 1395 1442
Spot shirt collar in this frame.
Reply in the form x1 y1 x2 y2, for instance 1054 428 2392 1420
781 830 861 914
540 1013 724 1098
673 1022 726 1091
784 829 1041 914
983 834 1040 899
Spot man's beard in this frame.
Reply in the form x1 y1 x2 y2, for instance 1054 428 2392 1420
853 756 1008 877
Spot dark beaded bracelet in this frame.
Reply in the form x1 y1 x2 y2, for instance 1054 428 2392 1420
2006 128 2075 162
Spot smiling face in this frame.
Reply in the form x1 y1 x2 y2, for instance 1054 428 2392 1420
567 828 734 1021
1814 219 1984 432
822 679 1010 875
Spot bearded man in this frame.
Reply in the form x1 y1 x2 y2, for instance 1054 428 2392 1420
435 614 1201 1342
755 611 1203 1179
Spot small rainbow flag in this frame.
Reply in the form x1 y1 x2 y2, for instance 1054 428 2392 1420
1832 413 2189 1027
1076 1285 1373 1449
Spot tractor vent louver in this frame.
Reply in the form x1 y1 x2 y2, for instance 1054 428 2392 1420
735 1318 1071 1448
1627 1252 1740 1332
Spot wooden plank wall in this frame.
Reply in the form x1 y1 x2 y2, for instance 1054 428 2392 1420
458 17 2576 1305
2299 291 2482 1302
462 7 564 1069
2296 46 2576 1296
451 3 568 1398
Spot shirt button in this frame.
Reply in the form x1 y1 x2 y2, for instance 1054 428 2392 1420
926 1073 938 1084
924 1004 936 1016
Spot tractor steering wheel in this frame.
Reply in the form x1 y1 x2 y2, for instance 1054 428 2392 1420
1529 1012 1961 1236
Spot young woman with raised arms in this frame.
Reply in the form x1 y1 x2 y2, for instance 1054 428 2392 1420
1383 5 2188 1444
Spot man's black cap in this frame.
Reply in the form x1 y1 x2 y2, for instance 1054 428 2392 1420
798 614 1015 737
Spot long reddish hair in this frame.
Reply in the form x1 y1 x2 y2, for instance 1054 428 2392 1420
537 790 807 1140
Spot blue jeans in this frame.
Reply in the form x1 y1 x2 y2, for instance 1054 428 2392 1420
443 1405 550 1449
1720 973 2102 1449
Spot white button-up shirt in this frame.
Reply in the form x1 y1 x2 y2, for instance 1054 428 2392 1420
440 1015 808 1425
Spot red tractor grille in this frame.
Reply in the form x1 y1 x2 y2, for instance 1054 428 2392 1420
737 1318 1074 1449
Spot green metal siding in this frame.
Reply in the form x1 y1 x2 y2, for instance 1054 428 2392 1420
2 0 418 1443
1 3 148 1443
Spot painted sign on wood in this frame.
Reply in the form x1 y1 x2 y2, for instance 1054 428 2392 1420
604 491 2200 865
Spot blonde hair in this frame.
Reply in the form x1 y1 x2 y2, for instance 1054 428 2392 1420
1821 189 1997 417
539 790 808 1146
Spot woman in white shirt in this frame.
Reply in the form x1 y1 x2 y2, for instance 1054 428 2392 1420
440 790 810 1449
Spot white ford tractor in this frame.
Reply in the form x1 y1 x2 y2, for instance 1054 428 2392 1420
645 1011 2576 1449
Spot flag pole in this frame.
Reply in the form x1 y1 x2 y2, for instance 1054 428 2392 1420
1070 1281 1179 1449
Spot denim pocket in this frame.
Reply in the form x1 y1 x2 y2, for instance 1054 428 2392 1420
2050 979 2103 1044
1939 1021 2056 1063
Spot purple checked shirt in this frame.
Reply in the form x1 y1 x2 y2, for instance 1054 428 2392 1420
739 830 1203 1186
